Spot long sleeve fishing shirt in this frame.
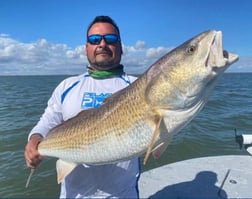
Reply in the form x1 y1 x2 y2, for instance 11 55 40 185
28 72 140 198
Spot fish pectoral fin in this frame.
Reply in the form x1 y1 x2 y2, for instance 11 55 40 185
151 141 169 159
56 159 77 184
143 115 162 165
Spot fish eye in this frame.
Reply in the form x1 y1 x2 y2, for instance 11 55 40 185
186 45 196 54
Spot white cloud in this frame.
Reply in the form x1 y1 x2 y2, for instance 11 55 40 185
0 33 10 37
121 42 172 74
0 35 171 75
135 40 146 50
0 35 88 75
0 34 251 75
146 46 172 59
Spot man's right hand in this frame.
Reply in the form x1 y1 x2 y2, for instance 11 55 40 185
24 134 44 169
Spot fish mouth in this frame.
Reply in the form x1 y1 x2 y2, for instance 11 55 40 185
206 31 239 72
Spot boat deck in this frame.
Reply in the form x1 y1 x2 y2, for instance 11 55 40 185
139 155 252 198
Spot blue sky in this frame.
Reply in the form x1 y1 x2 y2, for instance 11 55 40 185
0 0 251 75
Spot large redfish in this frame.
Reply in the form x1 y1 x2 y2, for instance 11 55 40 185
29 30 239 185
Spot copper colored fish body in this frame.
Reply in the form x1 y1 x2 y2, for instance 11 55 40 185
37 30 238 183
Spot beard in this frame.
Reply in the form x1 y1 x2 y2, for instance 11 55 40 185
87 57 115 70
89 52 121 70
95 58 114 69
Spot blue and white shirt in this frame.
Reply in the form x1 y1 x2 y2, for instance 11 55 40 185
29 72 140 198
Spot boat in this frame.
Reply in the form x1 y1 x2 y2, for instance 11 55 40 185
139 155 252 198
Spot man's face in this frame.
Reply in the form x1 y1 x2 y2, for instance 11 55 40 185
86 22 122 70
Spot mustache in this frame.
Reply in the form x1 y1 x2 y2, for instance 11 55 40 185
95 47 112 56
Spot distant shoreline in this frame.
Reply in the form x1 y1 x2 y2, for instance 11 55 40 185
0 71 252 77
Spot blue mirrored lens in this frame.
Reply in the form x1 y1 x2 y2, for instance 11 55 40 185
87 34 119 45
88 35 102 45
103 34 119 44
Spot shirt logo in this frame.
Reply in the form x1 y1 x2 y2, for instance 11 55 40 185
81 92 112 109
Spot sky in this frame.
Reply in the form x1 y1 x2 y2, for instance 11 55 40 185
0 0 252 75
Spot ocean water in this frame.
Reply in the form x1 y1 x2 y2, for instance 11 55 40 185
0 73 251 198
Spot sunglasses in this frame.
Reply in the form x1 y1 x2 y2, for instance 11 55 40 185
87 34 120 45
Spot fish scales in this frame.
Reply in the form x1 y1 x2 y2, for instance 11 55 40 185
34 30 239 184
39 76 159 163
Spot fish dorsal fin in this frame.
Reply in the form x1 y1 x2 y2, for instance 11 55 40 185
143 114 162 165
56 159 77 184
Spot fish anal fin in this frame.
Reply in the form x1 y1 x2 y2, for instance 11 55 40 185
151 141 169 160
56 159 77 184
143 115 162 165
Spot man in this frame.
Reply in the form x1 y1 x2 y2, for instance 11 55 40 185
24 16 140 198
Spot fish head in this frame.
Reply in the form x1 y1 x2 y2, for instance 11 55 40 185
166 30 239 97
147 30 239 110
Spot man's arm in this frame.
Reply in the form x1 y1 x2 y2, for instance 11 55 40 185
24 81 64 169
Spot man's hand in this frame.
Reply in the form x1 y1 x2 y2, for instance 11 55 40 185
24 134 44 169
